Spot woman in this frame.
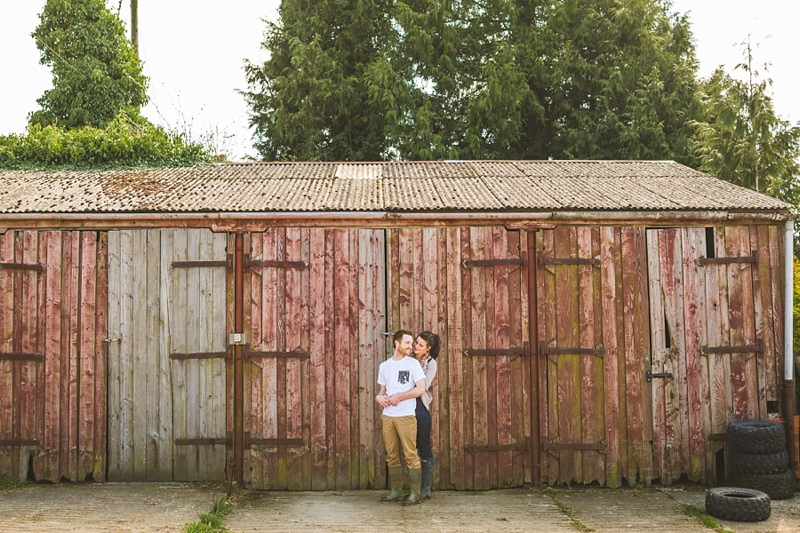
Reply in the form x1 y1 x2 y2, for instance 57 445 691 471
413 330 440 501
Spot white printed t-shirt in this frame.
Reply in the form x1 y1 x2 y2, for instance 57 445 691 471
377 355 425 417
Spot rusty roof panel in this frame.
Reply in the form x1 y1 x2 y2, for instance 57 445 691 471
0 161 791 214
481 176 562 209
384 179 444 210
382 161 479 179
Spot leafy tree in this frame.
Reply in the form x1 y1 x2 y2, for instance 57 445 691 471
244 0 701 162
30 0 148 129
0 113 211 169
691 42 800 205
242 0 399 161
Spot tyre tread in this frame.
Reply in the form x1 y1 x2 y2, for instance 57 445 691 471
705 487 771 522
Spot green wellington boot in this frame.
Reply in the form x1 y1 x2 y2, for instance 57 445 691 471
381 466 406 503
420 459 434 500
402 467 423 506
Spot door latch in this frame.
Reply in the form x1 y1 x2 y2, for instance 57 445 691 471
646 370 673 382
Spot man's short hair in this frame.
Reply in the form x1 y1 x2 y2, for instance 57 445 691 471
393 329 413 345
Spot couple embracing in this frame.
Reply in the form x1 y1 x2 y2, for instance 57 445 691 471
375 329 440 506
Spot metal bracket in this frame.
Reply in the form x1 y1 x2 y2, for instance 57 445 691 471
229 333 248 346
646 370 673 382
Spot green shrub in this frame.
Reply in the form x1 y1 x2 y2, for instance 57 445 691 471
0 113 211 169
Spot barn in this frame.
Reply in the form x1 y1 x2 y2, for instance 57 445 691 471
0 160 795 490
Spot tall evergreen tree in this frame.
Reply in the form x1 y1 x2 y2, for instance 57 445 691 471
30 0 148 130
242 0 401 161
244 0 700 162
691 42 800 204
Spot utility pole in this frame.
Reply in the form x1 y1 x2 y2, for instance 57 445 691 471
131 0 139 55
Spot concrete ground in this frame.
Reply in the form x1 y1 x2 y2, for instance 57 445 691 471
0 482 799 533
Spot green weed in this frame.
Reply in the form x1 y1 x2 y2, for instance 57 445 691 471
681 504 733 533
183 496 232 533
0 474 28 489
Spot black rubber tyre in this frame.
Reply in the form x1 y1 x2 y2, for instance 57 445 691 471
705 487 771 522
727 420 785 454
733 469 797 500
728 449 788 475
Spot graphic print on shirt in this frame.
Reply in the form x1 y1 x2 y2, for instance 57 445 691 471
398 370 410 385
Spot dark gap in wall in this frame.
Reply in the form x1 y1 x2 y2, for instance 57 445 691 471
705 228 716 258
715 447 726 485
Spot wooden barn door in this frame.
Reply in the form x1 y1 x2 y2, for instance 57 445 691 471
387 227 533 491
107 229 229 482
538 227 652 487
646 226 784 485
0 230 107 483
243 228 386 490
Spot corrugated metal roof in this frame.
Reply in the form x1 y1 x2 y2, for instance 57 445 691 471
0 161 790 214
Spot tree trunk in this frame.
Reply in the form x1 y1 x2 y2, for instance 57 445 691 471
131 0 139 56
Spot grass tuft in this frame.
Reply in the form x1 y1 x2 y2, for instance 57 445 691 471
183 496 232 533
681 504 734 533
0 474 28 489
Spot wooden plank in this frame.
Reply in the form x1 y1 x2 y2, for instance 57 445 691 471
77 232 97 480
93 232 108 481
704 226 728 484
275 228 289 489
578 227 600 484
158 229 176 480
482 227 498 488
209 232 228 481
106 232 122 480
323 230 336 489
15 232 36 479
358 230 372 490
493 227 513 488
438 228 455 488
285 228 304 490
555 226 581 484
333 229 351 489
724 227 752 421
129 231 148 481
261 229 279 487
299 229 313 490
518 231 531 486
455 227 472 489
738 227 759 419
141 230 162 481
469 227 489 489
751 226 771 408
398 228 415 331
170 229 189 480
373 229 387 490
766 226 784 399
0 232 16 477
679 228 706 482
245 232 263 487
348 229 360 489
539 229 558 485
460 228 476 490
601 227 622 488
309 229 327 490
646 229 667 483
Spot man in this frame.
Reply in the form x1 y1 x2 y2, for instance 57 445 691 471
376 329 426 505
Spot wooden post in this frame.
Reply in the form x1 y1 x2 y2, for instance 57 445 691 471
234 233 244 485
130 0 139 56
527 231 540 487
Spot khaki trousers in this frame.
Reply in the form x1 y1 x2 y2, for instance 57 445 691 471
381 414 420 469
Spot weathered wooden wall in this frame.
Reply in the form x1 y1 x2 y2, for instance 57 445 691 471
244 228 386 490
647 225 784 485
387 227 532 491
0 230 106 482
107 229 228 482
537 226 653 487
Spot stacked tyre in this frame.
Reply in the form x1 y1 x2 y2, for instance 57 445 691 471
727 420 796 500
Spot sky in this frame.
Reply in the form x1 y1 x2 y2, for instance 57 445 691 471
1 1 798 161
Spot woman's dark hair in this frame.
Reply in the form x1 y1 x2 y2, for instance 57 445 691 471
416 331 440 360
